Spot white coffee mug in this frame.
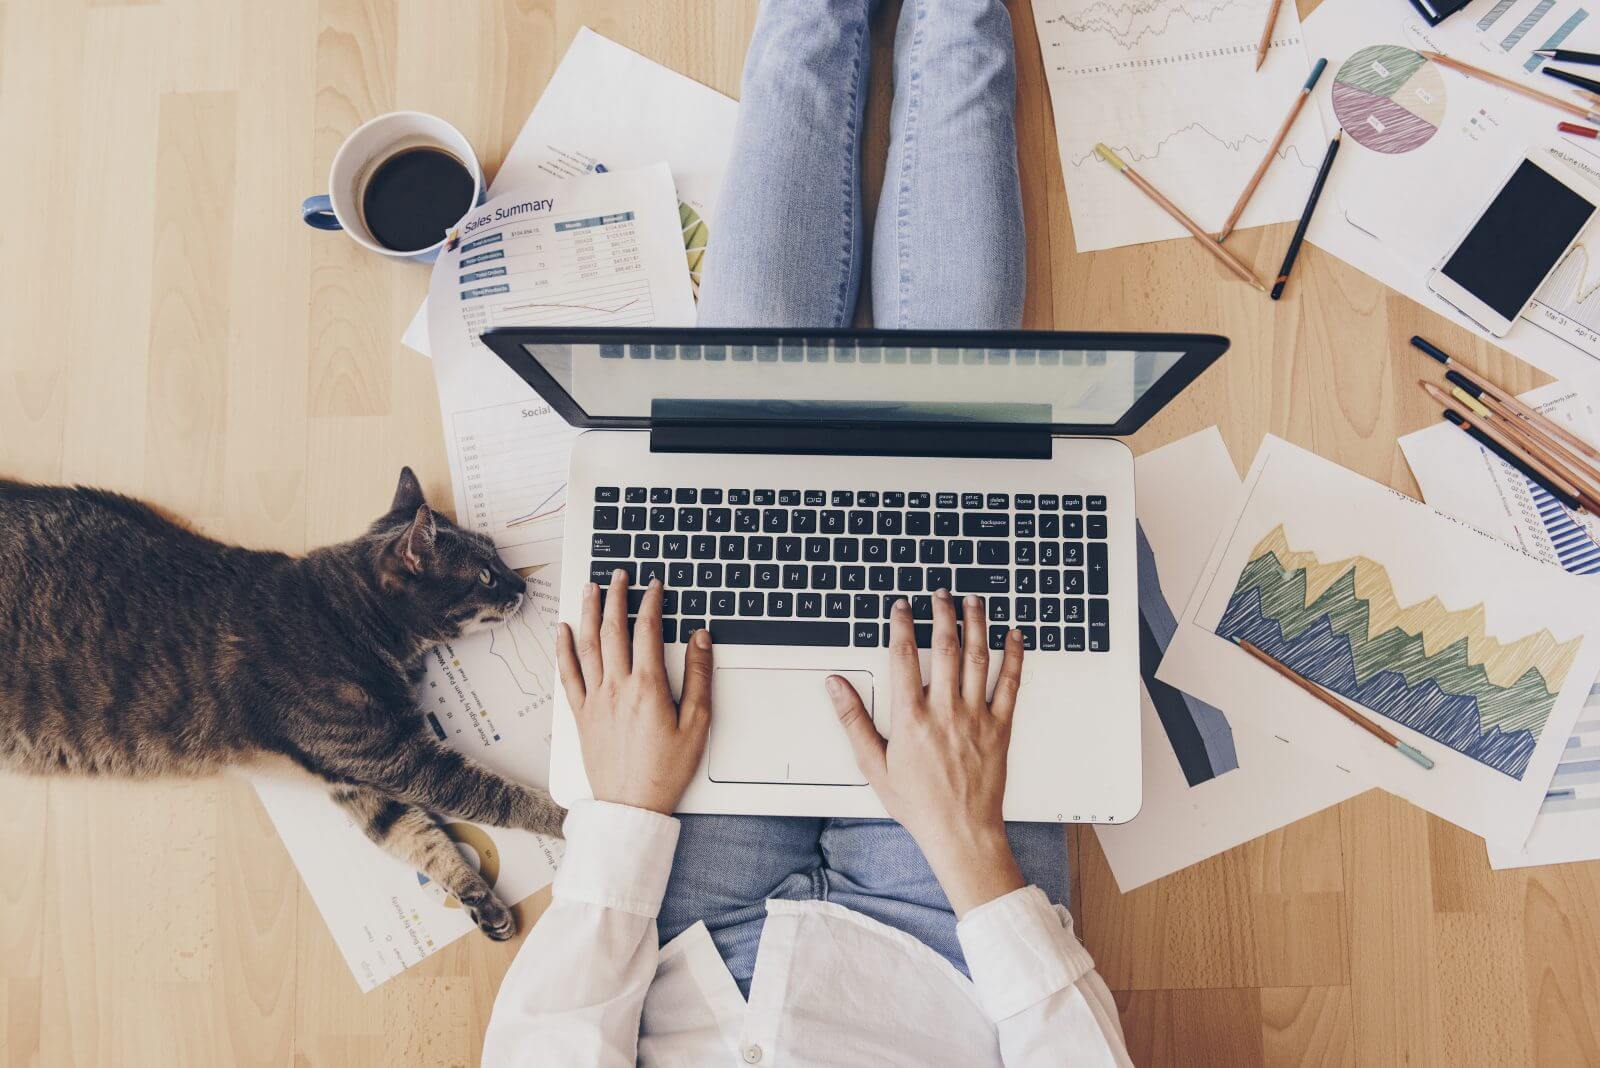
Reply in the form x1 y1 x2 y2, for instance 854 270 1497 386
300 111 484 264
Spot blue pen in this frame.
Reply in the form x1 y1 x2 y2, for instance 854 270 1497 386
1217 57 1329 243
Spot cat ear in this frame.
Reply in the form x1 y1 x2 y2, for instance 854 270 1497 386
397 505 438 574
391 466 427 513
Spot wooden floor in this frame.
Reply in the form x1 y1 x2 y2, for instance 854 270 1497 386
3 0 1599 1064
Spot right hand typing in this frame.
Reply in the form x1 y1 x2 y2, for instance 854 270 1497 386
825 590 1027 916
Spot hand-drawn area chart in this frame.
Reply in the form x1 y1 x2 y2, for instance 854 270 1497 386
1214 524 1577 779
1032 0 1324 250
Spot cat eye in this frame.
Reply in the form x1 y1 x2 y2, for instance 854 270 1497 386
478 568 496 588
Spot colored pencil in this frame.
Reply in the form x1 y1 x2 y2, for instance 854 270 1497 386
1443 371 1600 498
1411 335 1600 475
1093 144 1268 291
1545 65 1600 96
1422 50 1600 122
1270 129 1341 300
1237 640 1435 769
1560 121 1600 137
1419 380 1599 513
1218 58 1328 242
1255 0 1285 71
1535 48 1600 65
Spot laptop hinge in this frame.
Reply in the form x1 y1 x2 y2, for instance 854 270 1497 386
649 423 1052 459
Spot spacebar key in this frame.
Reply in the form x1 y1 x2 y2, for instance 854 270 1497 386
708 620 851 646
955 568 1010 593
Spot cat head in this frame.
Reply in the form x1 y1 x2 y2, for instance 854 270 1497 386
367 467 528 640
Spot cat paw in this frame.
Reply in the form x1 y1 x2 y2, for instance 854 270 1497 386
468 894 517 940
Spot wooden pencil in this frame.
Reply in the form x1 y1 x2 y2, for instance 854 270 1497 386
1255 0 1285 71
1237 640 1435 769
1455 379 1600 498
1422 50 1600 121
1218 58 1328 242
1093 144 1268 291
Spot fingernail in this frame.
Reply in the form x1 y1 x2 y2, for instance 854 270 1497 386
695 629 712 648
936 588 950 600
612 567 627 582
825 676 843 696
585 584 598 598
1009 629 1021 642
649 577 661 589
965 594 980 609
895 598 910 613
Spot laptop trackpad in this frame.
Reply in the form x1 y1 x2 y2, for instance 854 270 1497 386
707 668 877 786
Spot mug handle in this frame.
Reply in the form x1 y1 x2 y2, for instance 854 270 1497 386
300 194 342 231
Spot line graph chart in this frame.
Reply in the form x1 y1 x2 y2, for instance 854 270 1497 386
1033 0 1324 250
1527 242 1600 362
453 399 579 560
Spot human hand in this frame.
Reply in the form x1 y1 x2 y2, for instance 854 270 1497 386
555 569 713 815
826 590 1026 916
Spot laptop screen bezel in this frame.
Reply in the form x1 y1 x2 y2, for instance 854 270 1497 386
478 327 1228 437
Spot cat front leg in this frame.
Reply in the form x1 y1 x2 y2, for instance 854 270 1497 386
329 784 516 940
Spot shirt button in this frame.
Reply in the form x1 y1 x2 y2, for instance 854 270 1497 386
742 1044 763 1064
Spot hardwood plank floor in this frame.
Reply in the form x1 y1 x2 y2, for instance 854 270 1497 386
1 1 1597 1063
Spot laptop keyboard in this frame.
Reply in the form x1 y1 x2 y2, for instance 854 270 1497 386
589 486 1111 653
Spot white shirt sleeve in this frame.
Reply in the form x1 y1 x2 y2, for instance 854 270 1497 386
481 800 681 1068
956 886 1133 1067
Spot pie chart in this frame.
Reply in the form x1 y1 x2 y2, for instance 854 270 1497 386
1332 45 1447 155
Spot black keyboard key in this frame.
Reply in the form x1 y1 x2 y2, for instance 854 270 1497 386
1014 493 1035 510
1064 515 1083 539
763 510 789 533
854 622 880 647
727 564 752 588
962 493 983 509
783 564 808 589
927 567 953 592
1089 598 1109 651
805 537 830 562
1064 597 1085 623
1038 494 1059 510
1065 627 1086 651
691 535 717 560
1088 515 1107 539
877 512 903 535
624 487 647 504
592 533 630 557
668 562 694 587
987 494 1009 509
1016 542 1036 566
1041 570 1061 595
849 510 874 534
822 510 846 534
989 625 1009 650
1040 543 1060 567
1015 598 1036 622
639 561 666 586
1016 514 1036 538
842 566 866 590
697 563 723 587
702 489 724 505
1064 570 1085 595
593 507 620 531
978 540 1009 565
755 563 780 588
862 539 888 563
1040 598 1061 623
739 592 764 616
935 512 959 536
711 620 851 647
962 513 1010 537
826 593 851 617
710 590 737 616
1089 544 1108 595
956 568 1010 593
622 507 647 531
1040 514 1060 538
989 598 1010 622
707 508 732 532
735 509 760 532
906 511 931 536
719 535 745 560
812 564 838 589
651 487 673 503
1087 495 1106 511
869 566 894 591
919 540 946 564
912 595 933 620
768 592 794 617
635 534 661 558
832 490 854 506
729 489 751 505
1018 626 1037 650
1040 627 1061 651
935 492 957 508
779 490 801 506
650 507 675 531
883 491 906 507
909 492 931 508
854 594 878 617
679 507 704 531
949 541 975 564
674 488 697 504
793 510 818 534
858 491 880 507
662 618 678 644
897 567 923 592
798 592 822 617
804 490 826 506
777 537 802 561
891 539 916 563
749 537 775 561
681 590 707 616
754 490 776 505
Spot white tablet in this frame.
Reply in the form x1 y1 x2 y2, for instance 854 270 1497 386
1426 151 1600 337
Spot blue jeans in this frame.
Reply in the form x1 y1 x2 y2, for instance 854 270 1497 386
669 0 1053 998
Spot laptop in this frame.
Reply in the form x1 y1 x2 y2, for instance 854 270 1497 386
482 327 1227 822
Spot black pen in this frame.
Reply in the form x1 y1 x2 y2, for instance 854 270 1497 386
1544 65 1600 95
1271 129 1342 301
1535 48 1600 65
1441 409 1586 511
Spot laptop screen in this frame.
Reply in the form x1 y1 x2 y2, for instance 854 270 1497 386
484 328 1226 434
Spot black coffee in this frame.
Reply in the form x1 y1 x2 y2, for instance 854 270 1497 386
360 147 475 253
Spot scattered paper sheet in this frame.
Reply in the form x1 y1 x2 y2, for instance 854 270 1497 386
404 27 738 355
1158 435 1600 850
1400 384 1600 867
427 164 697 568
1094 428 1367 891
1302 0 1600 394
249 570 565 991
1031 0 1325 251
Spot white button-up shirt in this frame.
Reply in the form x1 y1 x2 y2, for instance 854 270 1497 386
483 801 1132 1066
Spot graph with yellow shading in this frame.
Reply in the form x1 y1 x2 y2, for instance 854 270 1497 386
1216 525 1579 778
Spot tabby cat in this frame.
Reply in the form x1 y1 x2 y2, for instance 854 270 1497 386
0 468 564 939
